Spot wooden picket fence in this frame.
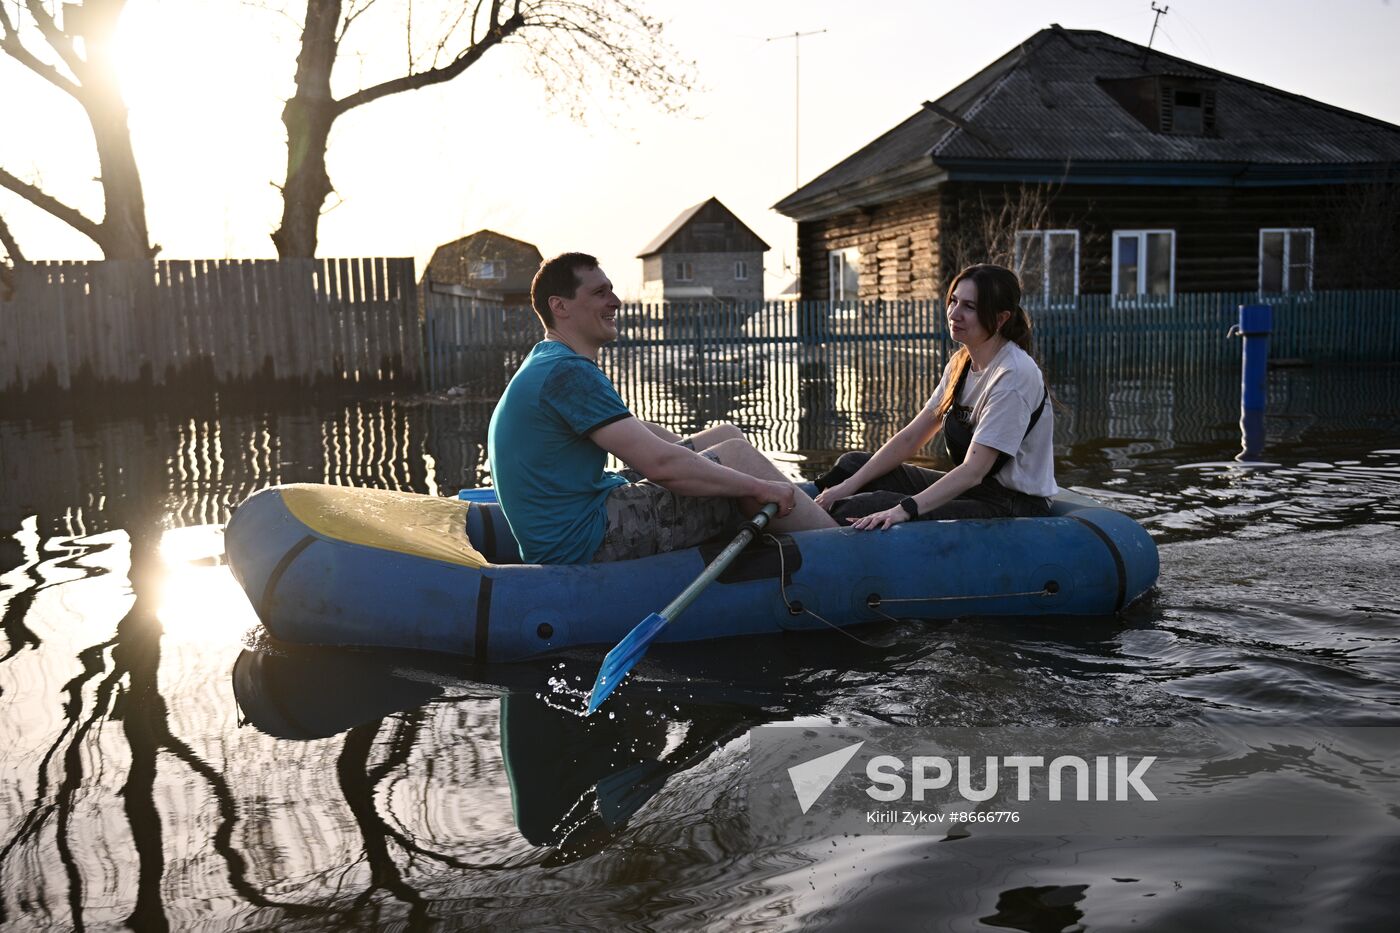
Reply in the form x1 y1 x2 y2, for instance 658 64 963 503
0 258 421 394
4 265 1395 402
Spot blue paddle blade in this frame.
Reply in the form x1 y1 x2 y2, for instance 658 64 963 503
586 611 668 714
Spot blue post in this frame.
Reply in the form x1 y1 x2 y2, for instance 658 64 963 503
1238 304 1272 411
1236 304 1271 461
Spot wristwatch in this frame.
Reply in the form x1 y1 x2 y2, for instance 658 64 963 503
899 497 919 520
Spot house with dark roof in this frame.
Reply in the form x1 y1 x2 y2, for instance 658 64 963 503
422 230 543 306
638 198 769 303
774 26 1400 304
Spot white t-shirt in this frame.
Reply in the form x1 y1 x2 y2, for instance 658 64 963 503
922 342 1058 497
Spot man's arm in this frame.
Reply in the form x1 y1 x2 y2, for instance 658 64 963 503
639 420 682 443
592 416 791 504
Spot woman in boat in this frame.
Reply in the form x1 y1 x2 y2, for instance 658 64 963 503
813 263 1055 530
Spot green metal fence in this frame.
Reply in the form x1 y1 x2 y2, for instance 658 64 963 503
423 291 1400 398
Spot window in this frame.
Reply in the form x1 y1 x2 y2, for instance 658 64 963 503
1158 82 1217 135
675 260 694 281
1112 230 1175 302
828 247 861 301
734 260 749 281
1259 228 1314 295
1171 90 1204 134
469 259 506 280
1014 230 1079 306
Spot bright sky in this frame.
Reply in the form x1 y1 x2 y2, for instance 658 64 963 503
3 0 1398 298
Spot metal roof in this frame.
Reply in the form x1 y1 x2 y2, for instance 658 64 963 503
638 197 771 257
775 26 1400 218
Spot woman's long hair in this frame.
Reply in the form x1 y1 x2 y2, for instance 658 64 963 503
932 264 1037 423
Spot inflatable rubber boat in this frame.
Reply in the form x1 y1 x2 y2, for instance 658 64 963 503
224 484 1158 662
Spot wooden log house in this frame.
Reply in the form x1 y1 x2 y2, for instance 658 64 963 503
774 26 1400 304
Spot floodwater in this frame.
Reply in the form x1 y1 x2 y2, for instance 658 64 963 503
2 359 1399 931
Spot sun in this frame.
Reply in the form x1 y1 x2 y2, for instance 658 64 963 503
110 0 290 257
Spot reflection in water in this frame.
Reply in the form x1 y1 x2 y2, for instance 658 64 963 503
230 644 815 872
1239 407 1267 462
1 362 1398 928
981 884 1089 933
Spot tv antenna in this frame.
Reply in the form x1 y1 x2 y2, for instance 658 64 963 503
767 28 827 190
1144 3 1169 62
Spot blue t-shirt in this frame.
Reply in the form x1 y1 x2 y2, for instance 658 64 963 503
487 341 631 563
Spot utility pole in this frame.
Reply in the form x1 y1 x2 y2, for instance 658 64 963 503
1144 3 1169 63
767 29 826 191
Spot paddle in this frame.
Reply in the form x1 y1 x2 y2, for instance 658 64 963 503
585 502 780 715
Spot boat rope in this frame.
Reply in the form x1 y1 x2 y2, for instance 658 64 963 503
763 533 1054 638
875 589 1054 604
765 534 883 646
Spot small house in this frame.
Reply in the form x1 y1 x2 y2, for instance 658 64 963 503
422 230 543 307
638 198 770 303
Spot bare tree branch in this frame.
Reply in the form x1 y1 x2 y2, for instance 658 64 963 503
337 0 382 44
274 0 695 256
239 0 304 32
1 2 151 257
0 166 104 243
333 6 524 115
0 212 25 265
0 211 21 298
23 0 86 78
0 3 82 96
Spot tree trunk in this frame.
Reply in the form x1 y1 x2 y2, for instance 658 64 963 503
83 92 153 259
75 0 152 258
272 0 341 259
0 0 154 259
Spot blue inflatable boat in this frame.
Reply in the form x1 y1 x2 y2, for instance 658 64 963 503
224 484 1158 662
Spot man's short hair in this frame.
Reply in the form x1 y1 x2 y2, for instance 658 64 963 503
531 252 598 329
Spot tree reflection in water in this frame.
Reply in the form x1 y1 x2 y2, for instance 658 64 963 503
230 643 818 881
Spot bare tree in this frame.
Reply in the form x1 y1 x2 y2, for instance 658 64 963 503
0 1 155 258
941 182 1057 286
1323 179 1400 288
272 0 695 258
940 180 1104 303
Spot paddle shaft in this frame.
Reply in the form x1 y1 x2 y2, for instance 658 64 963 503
585 502 781 714
657 502 779 625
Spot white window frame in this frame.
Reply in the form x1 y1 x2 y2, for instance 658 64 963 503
828 247 860 302
1258 227 1315 296
1014 229 1080 307
1111 229 1176 304
674 260 694 282
470 259 506 280
734 260 749 281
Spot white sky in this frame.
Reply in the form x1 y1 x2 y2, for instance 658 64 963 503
3 0 1398 298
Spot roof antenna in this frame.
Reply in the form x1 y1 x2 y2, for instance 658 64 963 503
767 28 827 190
1143 3 1169 65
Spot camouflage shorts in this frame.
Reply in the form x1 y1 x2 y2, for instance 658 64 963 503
591 456 742 563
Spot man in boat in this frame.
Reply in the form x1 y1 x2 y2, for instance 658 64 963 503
488 252 835 564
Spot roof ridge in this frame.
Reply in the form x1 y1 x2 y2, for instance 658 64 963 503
638 196 769 257
1067 28 1400 132
774 24 1400 218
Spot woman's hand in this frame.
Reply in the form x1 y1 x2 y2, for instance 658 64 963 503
813 480 857 512
847 506 910 531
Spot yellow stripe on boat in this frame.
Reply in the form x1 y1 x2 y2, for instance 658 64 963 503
280 483 487 569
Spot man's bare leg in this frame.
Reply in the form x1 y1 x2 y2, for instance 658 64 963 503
703 437 837 532
679 422 744 450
